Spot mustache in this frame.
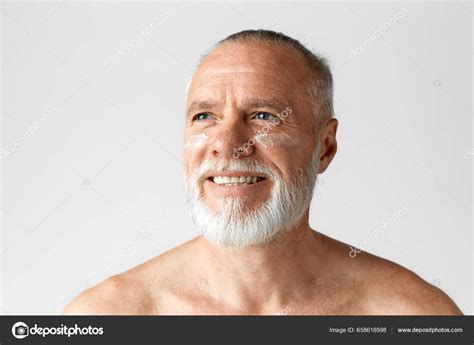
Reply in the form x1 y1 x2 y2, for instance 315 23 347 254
192 158 280 184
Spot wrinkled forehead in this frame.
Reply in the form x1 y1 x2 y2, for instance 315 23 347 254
187 42 313 107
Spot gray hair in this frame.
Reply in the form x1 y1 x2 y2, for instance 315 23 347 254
197 29 334 133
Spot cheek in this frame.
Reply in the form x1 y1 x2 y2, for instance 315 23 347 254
256 132 309 150
184 133 208 177
184 132 208 153
256 133 313 175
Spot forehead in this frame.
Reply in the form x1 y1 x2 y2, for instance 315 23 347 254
187 41 313 106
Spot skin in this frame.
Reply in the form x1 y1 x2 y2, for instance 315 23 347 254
63 41 462 315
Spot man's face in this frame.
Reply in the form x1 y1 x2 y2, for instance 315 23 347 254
183 41 320 246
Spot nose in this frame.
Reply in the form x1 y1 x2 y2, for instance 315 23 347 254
207 118 254 160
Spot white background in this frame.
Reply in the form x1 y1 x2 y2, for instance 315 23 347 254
1 1 472 314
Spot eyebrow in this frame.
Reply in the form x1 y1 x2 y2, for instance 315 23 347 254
187 100 220 116
242 98 288 110
186 98 289 117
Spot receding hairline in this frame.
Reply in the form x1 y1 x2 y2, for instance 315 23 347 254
198 37 323 81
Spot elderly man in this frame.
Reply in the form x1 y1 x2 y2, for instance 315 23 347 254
64 30 462 315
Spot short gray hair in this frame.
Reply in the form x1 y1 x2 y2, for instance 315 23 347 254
201 29 334 133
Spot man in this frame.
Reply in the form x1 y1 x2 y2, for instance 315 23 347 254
63 30 462 315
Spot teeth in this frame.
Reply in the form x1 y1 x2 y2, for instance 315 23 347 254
212 176 264 186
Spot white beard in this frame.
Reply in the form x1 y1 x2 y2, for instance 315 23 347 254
184 151 320 248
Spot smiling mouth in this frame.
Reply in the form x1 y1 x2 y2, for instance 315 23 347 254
207 175 267 186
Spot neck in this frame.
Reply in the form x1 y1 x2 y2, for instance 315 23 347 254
195 212 328 314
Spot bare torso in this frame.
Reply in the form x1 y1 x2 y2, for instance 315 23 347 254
63 232 462 316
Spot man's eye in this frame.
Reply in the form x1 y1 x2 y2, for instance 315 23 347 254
255 112 276 121
193 113 212 121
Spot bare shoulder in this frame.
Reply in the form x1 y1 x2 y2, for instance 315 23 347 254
63 238 199 315
62 273 149 315
322 234 463 315
363 259 463 315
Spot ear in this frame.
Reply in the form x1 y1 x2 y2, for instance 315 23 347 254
318 118 338 173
